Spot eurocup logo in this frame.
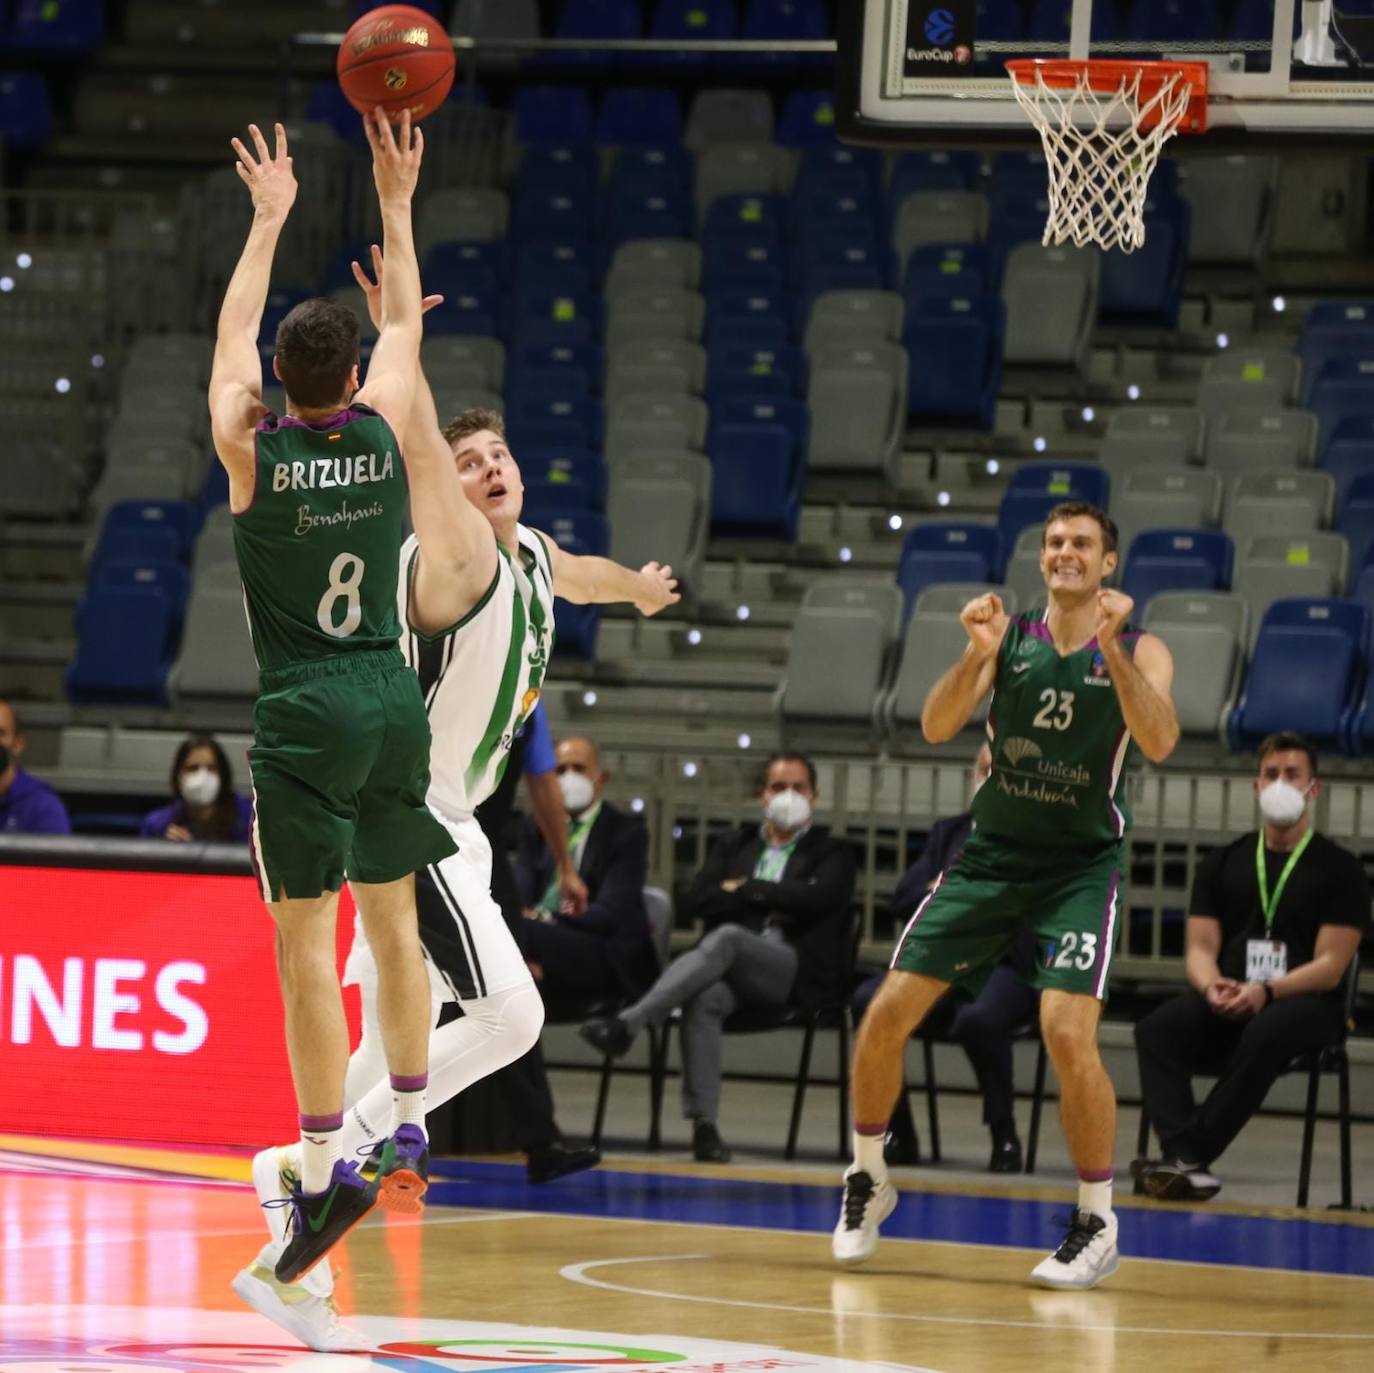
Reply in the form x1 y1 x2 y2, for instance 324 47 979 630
924 8 956 44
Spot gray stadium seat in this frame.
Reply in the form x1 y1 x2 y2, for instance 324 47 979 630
1202 348 1301 405
1224 470 1334 549
451 0 538 72
1232 532 1350 647
806 342 907 474
89 462 197 514
327 286 378 342
417 188 509 253
606 395 709 462
1204 411 1317 477
1102 407 1204 478
124 333 213 382
607 453 711 597
1002 244 1100 368
106 407 202 450
695 143 792 219
3 443 78 519
892 191 989 270
170 586 259 703
804 290 905 350
780 580 903 725
421 337 505 392
1144 592 1248 737
1112 468 1224 551
1178 156 1277 264
605 287 705 350
606 240 702 296
1004 531 1049 609
607 339 706 398
431 384 503 422
685 89 776 149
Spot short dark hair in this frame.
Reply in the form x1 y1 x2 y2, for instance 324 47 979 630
1257 731 1319 778
1043 501 1119 556
274 298 360 409
759 752 818 792
443 407 506 448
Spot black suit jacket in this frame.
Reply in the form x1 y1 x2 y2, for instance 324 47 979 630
514 801 658 997
677 823 858 1008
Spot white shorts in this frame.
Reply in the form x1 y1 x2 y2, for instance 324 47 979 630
343 811 532 1005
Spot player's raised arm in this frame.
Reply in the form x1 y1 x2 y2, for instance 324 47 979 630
920 592 1007 743
1095 590 1180 763
351 245 497 635
543 541 680 617
209 121 296 499
354 108 423 445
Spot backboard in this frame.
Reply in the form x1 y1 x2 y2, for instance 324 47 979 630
836 0 1374 147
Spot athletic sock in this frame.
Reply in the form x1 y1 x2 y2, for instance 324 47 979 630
299 1113 344 1194
1077 1171 1114 1224
391 1073 428 1134
853 1122 888 1180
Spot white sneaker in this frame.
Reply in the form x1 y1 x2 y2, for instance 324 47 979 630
251 1146 333 1300
231 1252 367 1352
1030 1210 1120 1290
831 1165 897 1265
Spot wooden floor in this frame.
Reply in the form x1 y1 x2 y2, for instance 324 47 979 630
2 1144 1372 1373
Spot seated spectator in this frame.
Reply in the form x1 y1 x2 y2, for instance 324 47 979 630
581 752 857 1163
513 733 658 1004
140 733 252 842
1133 732 1371 1202
853 743 1038 1173
0 698 71 835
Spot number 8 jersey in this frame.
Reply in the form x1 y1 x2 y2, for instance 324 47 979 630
971 606 1142 849
233 404 406 671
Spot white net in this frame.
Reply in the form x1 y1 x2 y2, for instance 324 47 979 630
1008 63 1196 254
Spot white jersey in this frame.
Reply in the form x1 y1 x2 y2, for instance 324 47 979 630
398 523 555 821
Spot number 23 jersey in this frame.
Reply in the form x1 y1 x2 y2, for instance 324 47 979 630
971 607 1141 849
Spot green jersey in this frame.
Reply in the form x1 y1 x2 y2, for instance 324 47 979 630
233 404 407 673
971 607 1140 849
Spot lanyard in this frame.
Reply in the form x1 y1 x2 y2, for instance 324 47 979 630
539 805 600 912
1255 828 1313 932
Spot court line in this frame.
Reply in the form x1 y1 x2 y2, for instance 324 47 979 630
559 1253 1374 1343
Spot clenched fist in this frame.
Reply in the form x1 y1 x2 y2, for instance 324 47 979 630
960 591 1009 659
1095 588 1134 649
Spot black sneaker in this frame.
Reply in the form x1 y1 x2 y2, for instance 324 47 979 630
580 1016 633 1058
691 1120 732 1163
273 1160 378 1284
369 1123 430 1215
883 1129 922 1167
527 1140 601 1184
988 1136 1023 1174
1140 1158 1221 1202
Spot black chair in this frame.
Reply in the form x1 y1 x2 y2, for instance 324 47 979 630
1132 955 1359 1209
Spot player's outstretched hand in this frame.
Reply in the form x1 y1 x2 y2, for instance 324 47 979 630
1095 588 1134 649
231 122 297 222
350 243 444 331
960 591 1008 658
635 562 681 617
366 107 423 206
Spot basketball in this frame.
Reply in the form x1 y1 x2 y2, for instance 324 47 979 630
336 4 455 124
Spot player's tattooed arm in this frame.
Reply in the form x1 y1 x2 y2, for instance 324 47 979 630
921 592 1007 743
1097 591 1180 763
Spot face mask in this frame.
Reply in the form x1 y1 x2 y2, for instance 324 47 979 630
1259 779 1309 828
765 788 812 833
180 767 221 808
558 770 596 816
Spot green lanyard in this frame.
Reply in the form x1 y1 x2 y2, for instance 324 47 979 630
1255 828 1313 933
539 806 600 912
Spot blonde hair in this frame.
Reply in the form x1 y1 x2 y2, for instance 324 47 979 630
442 407 506 448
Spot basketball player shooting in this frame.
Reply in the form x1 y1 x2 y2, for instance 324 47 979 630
208 110 466 1288
833 503 1179 1290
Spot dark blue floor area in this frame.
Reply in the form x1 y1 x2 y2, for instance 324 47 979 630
427 1159 1374 1278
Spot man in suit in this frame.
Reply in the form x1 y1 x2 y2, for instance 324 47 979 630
581 752 857 1163
513 734 659 1005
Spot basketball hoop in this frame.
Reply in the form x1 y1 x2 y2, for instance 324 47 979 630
1006 59 1209 254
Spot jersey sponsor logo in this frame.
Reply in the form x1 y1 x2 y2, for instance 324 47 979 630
271 451 395 493
1001 736 1043 765
995 772 1080 808
1010 661 1032 675
295 499 385 537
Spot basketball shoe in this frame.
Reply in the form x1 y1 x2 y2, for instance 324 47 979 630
251 1145 334 1299
1030 1210 1120 1290
232 1246 366 1352
831 1165 897 1264
368 1123 430 1215
274 1159 378 1283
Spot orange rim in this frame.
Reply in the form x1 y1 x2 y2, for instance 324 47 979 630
1006 58 1209 134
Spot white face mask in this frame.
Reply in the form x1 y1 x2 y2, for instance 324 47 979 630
765 788 812 833
1258 779 1310 828
558 770 596 816
180 767 221 808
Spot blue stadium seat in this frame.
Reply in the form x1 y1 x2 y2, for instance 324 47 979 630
93 501 197 570
597 89 683 144
705 289 792 345
973 0 1024 38
93 559 191 628
509 393 603 448
605 144 693 197
1126 0 1218 41
707 422 802 540
513 87 595 144
1308 358 1374 450
507 418 587 452
551 0 642 71
513 187 595 241
648 0 738 69
66 587 173 706
897 522 999 621
902 242 990 305
515 144 598 198
9 0 105 52
889 151 980 203
714 395 811 463
306 81 372 144
701 194 790 245
795 143 884 199
740 0 832 76
522 476 592 515
706 344 807 400
777 90 838 146
519 447 608 509
0 72 51 147
997 463 1111 572
511 340 603 391
520 510 609 658
425 291 503 338
258 289 310 349
506 365 594 408
1320 418 1374 506
600 191 693 249
1121 529 1234 609
704 239 787 292
1298 301 1374 402
1229 598 1369 749
508 287 601 346
422 244 505 300
791 190 881 246
1099 195 1191 326
903 296 1004 431
1339 473 1374 575
512 238 598 287
703 314 790 351
1028 0 1120 39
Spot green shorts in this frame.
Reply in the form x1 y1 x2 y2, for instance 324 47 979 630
891 829 1125 1000
248 648 456 901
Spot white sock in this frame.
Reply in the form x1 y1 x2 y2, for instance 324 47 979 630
391 1081 428 1133
299 1123 342 1194
1078 1176 1114 1224
853 1128 888 1181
